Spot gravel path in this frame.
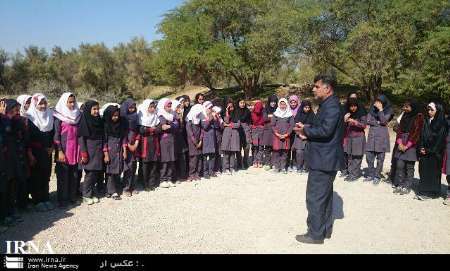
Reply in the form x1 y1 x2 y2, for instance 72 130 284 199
1 152 449 254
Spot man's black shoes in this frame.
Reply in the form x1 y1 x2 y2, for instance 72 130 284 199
295 234 324 245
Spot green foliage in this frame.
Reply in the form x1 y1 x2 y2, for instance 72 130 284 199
154 0 316 98
304 0 450 102
0 0 448 104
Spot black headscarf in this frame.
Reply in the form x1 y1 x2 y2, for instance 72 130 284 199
78 100 104 139
104 105 128 139
5 99 19 114
420 103 448 152
399 99 421 133
224 99 239 123
294 100 315 125
234 99 251 124
346 98 366 120
265 95 278 115
369 94 393 121
1 99 19 134
120 98 138 130
179 95 191 121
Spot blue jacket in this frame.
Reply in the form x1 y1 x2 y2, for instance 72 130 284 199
304 95 345 172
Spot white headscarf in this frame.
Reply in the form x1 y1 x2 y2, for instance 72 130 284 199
26 93 54 132
157 98 174 122
100 103 120 117
53 92 81 125
171 99 181 111
138 99 160 127
186 104 205 125
17 94 32 117
203 101 213 110
273 98 293 118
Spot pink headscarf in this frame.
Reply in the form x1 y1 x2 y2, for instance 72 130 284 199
289 95 301 116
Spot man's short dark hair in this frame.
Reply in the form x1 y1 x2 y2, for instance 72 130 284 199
314 74 337 90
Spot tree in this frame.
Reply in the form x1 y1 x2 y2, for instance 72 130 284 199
397 26 450 100
0 49 9 93
113 37 154 97
154 0 313 98
78 43 117 94
302 0 449 101
47 46 81 91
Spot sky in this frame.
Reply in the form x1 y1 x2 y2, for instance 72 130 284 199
0 0 185 53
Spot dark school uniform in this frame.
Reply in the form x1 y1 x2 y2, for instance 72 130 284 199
29 121 54 205
237 121 251 170
261 111 274 166
158 115 179 183
201 116 218 178
271 116 294 171
186 121 202 179
104 134 128 196
220 115 241 172
123 128 140 193
173 114 188 181
393 114 424 189
4 117 30 211
214 117 224 173
343 116 366 178
79 136 104 198
365 111 392 179
292 112 315 171
139 124 161 189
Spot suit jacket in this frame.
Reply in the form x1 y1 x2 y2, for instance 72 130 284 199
304 95 345 171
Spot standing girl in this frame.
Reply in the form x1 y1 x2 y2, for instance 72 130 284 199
27 94 55 211
138 99 161 191
342 98 367 182
157 98 179 188
262 95 278 170
172 99 188 183
2 99 29 223
200 101 218 179
120 99 140 197
186 104 204 181
53 92 81 207
212 106 224 174
78 100 104 205
393 99 424 195
103 105 128 200
235 99 252 170
221 99 241 175
416 102 447 200
365 95 393 183
250 101 265 168
271 98 294 174
288 95 301 171
292 100 315 173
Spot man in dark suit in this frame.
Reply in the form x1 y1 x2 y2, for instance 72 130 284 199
295 74 345 244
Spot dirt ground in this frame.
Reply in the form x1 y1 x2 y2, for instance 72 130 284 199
1 145 449 254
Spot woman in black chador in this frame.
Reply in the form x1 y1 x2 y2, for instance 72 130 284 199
416 102 448 200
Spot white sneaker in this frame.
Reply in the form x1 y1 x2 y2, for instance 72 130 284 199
169 182 176 187
160 182 170 188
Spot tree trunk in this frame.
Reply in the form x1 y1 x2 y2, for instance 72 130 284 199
365 75 382 103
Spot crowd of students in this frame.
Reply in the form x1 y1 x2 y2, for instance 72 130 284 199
0 91 449 233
